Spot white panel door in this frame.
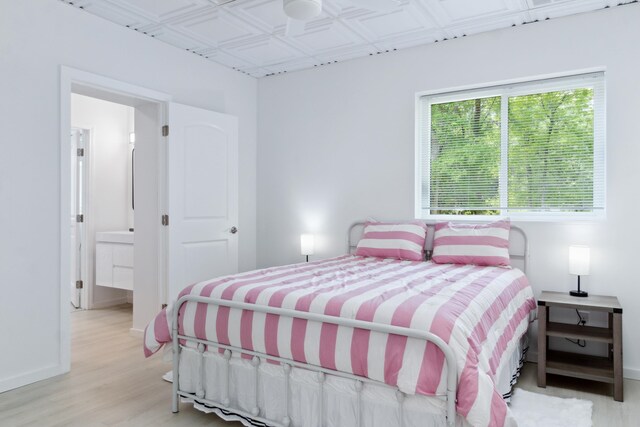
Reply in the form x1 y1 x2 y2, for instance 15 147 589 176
167 103 239 303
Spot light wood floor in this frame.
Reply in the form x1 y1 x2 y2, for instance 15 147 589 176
0 306 637 426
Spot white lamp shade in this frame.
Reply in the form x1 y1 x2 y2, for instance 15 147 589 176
300 234 315 256
569 245 590 276
284 0 322 20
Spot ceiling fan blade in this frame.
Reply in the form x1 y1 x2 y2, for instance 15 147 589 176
345 0 398 12
285 18 307 37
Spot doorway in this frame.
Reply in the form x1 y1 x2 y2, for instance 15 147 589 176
70 94 136 312
60 68 170 365
59 67 240 376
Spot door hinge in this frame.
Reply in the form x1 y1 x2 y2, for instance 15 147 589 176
161 304 168 309
162 214 169 226
76 214 84 223
77 148 84 157
162 125 169 137
75 280 83 289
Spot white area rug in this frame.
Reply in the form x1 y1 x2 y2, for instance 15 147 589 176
162 370 173 383
510 388 593 427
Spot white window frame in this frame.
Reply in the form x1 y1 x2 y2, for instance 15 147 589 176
415 71 606 222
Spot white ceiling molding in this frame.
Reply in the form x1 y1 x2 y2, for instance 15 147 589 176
60 0 630 77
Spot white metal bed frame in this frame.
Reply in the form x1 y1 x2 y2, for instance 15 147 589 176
170 220 529 427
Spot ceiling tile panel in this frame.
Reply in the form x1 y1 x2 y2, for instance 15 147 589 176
230 38 301 66
79 1 151 27
526 0 618 20
436 0 513 22
292 23 359 52
240 0 290 28
180 12 257 45
355 8 425 39
152 26 208 50
446 14 526 38
210 50 258 69
62 0 622 77
118 0 201 19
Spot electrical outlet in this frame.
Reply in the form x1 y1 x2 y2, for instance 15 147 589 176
577 310 589 325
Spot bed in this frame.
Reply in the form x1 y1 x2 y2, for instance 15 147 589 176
144 220 536 427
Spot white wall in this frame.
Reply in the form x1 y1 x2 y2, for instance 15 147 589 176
258 4 640 378
71 94 132 308
0 0 257 392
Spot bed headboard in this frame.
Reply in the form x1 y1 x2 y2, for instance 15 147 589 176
347 220 528 273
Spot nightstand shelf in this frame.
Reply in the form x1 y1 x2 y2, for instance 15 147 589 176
546 350 614 383
546 322 613 343
537 291 623 401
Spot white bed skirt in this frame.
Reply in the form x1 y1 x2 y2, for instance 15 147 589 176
176 336 527 427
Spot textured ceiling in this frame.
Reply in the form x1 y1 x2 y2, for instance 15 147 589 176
61 0 626 78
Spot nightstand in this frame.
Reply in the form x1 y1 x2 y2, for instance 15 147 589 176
537 291 623 401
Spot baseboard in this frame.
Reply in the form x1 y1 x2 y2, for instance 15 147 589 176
0 363 67 394
129 328 144 338
624 367 640 380
91 297 129 309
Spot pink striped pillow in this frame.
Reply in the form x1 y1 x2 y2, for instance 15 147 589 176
432 219 511 266
355 221 427 261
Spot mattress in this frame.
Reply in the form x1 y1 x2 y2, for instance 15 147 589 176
145 255 536 426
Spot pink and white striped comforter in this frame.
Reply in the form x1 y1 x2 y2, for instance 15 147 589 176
144 255 536 427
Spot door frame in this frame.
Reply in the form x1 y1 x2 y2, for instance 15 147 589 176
59 66 171 372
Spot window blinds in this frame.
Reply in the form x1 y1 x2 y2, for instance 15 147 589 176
418 72 605 217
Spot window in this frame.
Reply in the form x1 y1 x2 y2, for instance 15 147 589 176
417 72 605 219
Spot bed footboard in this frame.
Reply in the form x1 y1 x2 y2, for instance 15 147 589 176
171 295 458 427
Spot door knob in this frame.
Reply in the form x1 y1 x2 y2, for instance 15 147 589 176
230 226 238 234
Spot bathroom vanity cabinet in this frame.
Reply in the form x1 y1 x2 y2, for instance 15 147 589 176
96 231 134 291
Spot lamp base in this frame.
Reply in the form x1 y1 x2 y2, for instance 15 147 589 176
570 290 589 297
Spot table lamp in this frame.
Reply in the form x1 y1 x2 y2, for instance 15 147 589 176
569 245 590 297
301 234 314 262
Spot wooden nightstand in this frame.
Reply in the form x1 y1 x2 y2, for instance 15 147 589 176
537 291 623 401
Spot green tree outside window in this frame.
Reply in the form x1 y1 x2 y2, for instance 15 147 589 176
425 77 601 218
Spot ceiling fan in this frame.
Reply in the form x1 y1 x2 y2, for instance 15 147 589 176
283 0 401 36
